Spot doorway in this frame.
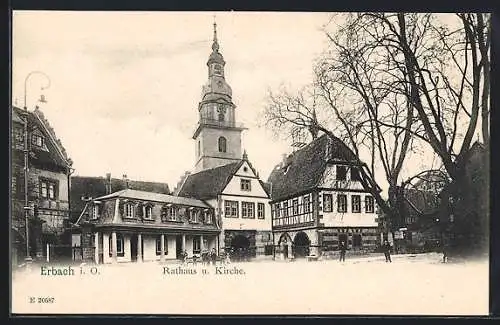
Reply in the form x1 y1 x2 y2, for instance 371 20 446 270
293 232 311 257
176 236 183 259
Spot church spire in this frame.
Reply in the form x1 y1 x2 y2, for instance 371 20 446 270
212 17 219 52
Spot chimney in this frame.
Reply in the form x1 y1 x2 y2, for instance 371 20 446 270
123 174 129 189
105 173 112 194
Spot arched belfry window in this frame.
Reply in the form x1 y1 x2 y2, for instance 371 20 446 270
218 136 227 153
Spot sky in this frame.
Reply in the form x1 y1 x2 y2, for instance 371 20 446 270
12 11 446 194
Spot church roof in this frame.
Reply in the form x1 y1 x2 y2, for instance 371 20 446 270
177 161 242 200
267 134 359 201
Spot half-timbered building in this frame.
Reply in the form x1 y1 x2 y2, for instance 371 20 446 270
267 134 380 260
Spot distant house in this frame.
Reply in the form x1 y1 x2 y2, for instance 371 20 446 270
11 106 73 264
73 189 217 264
267 134 380 260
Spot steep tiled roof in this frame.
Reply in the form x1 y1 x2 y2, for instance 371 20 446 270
267 134 358 201
11 106 71 170
95 189 210 208
70 176 170 222
176 162 242 200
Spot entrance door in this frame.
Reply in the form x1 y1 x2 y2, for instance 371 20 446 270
130 234 138 262
230 235 250 261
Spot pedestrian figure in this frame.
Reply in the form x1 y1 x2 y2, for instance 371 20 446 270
339 241 347 262
441 241 448 263
383 240 392 263
210 248 217 266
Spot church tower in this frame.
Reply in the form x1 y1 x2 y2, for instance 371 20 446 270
192 21 246 173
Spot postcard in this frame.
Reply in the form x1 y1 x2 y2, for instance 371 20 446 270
10 11 490 315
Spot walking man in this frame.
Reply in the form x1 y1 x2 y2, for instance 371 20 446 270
383 240 392 263
339 241 347 262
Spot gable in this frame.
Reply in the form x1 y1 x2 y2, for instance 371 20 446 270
222 160 269 198
234 161 258 178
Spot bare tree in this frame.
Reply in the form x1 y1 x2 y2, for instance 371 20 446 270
264 13 489 245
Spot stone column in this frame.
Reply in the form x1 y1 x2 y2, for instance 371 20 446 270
200 234 204 251
137 233 142 262
182 234 186 253
160 234 165 262
111 231 117 264
94 232 99 264
287 242 293 259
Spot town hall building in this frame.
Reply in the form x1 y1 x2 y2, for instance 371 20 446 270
175 22 273 260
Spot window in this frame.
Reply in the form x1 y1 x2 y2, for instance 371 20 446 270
156 235 168 255
240 179 251 191
224 200 239 218
168 206 177 221
144 205 153 220
242 202 255 218
336 165 347 180
205 210 213 223
39 178 57 200
124 203 135 218
90 204 99 220
292 199 299 215
337 194 347 213
283 202 289 217
109 233 124 257
351 167 361 181
214 64 223 76
31 134 44 147
258 203 265 219
218 136 227 153
303 195 310 213
365 196 374 213
13 128 23 145
190 209 199 223
265 245 274 255
323 194 333 212
193 237 201 253
352 195 361 213
198 141 201 157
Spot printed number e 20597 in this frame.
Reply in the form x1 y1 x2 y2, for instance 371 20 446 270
29 297 55 303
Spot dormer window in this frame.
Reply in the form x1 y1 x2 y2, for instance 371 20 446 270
336 165 347 181
204 210 213 224
124 203 135 218
31 134 45 148
144 205 153 220
90 204 100 220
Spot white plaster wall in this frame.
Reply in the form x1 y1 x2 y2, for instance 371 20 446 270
320 191 378 228
142 235 177 261
220 195 271 231
102 232 131 264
